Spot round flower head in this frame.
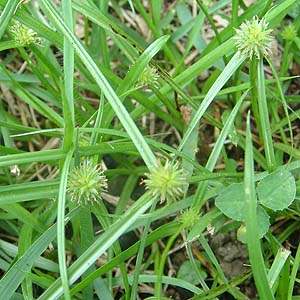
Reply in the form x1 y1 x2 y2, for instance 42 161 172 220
282 23 297 41
180 208 199 229
144 159 186 204
136 65 159 88
10 21 42 46
233 16 273 60
67 160 107 205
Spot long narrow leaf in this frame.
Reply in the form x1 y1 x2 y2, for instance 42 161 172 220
0 180 59 205
244 112 275 300
0 209 78 299
206 90 248 170
0 0 19 39
37 193 153 300
178 52 245 152
37 0 156 168
57 149 74 300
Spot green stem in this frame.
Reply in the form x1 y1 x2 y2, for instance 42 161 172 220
57 148 74 300
257 58 276 171
249 59 261 135
62 0 75 151
244 113 275 300
287 242 300 300
130 199 158 300
155 231 180 299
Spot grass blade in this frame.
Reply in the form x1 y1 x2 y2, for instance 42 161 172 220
0 209 77 299
177 52 245 152
257 58 276 171
244 112 275 300
37 193 153 300
38 0 156 168
57 149 74 300
0 0 19 39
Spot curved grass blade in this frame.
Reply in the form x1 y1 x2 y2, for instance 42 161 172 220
0 210 78 299
177 52 245 153
0 0 19 39
38 0 156 168
37 193 153 300
57 149 74 300
206 90 248 170
257 58 276 171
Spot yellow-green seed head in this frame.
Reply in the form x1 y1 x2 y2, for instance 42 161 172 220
233 16 273 60
144 159 186 204
137 65 159 88
67 160 107 205
10 21 42 46
282 24 297 41
180 208 199 229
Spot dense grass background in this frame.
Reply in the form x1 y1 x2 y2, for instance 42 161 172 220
0 0 300 299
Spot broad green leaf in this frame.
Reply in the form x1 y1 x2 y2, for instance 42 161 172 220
215 183 246 221
237 206 270 243
257 170 296 211
177 260 207 285
255 205 270 239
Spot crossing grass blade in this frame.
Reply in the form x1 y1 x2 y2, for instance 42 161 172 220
37 0 157 168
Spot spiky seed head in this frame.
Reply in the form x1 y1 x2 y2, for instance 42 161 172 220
144 159 186 204
67 160 107 205
10 21 42 46
137 65 159 88
282 23 297 41
180 208 199 229
233 16 273 60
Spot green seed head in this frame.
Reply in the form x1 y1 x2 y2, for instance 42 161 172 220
282 23 297 41
234 16 273 60
10 21 42 46
144 159 187 204
137 65 159 88
67 160 107 205
180 208 199 229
